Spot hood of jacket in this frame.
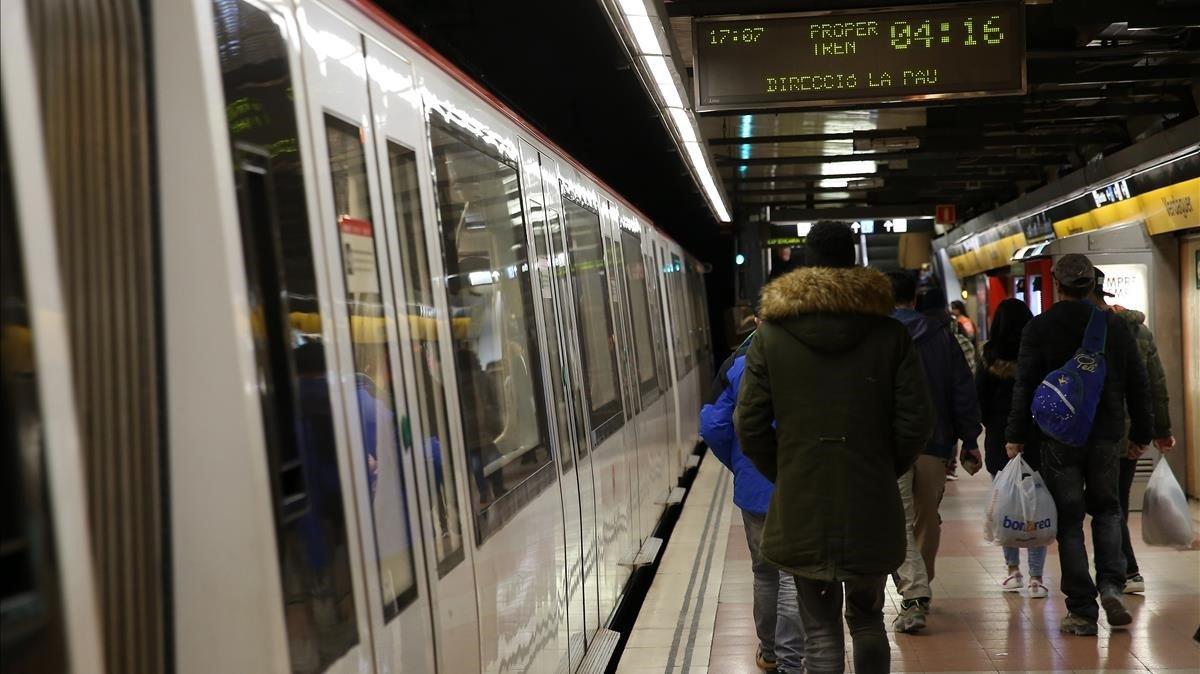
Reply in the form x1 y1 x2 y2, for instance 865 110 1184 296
1115 307 1146 327
758 266 894 353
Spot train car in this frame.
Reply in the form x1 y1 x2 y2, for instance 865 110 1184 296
1 0 713 672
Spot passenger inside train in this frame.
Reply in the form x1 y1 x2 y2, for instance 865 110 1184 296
2 0 1197 673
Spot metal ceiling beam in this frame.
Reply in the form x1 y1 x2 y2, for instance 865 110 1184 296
1029 63 1200 86
708 129 1123 147
768 205 941 219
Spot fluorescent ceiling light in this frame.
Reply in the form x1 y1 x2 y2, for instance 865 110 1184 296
795 222 813 236
821 160 877 175
627 14 665 55
618 0 649 16
668 108 697 143
817 178 849 188
644 56 684 109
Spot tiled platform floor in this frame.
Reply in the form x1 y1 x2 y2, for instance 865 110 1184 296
619 451 1200 674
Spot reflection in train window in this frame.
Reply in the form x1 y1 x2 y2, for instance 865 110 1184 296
528 203 574 473
213 1 358 668
324 116 417 620
0 107 68 673
563 198 623 438
688 264 707 368
620 231 658 404
429 119 553 543
385 140 465 575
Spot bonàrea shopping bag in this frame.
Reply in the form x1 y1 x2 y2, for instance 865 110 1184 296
1141 459 1195 549
985 454 1057 548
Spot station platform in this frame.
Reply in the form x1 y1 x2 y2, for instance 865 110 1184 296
618 450 1200 674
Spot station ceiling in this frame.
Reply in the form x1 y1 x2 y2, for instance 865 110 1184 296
667 0 1200 226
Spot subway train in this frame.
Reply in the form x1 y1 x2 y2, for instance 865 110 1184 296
1 0 714 672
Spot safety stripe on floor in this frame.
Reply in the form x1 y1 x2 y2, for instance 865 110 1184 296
616 453 732 674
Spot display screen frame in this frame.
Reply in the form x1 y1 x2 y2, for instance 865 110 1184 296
692 0 1027 113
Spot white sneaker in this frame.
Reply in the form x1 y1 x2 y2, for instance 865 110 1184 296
1028 579 1048 599
1000 572 1025 592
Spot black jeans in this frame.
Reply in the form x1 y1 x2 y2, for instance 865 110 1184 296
792 574 889 674
1118 457 1139 577
1041 438 1126 621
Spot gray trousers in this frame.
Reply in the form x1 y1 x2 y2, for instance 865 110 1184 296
742 510 805 670
793 574 890 674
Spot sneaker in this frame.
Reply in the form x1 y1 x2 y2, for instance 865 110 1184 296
1101 588 1133 627
1000 572 1024 592
1123 574 1145 594
755 646 777 671
1028 578 1048 599
1060 612 1099 636
893 599 927 633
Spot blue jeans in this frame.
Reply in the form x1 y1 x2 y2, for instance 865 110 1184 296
742 510 805 670
1002 545 1047 577
1041 438 1126 621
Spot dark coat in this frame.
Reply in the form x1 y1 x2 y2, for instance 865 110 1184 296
977 356 1039 475
735 266 933 581
893 308 982 456
1006 299 1153 447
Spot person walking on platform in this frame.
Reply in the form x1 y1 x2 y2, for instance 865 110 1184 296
887 273 982 633
1006 254 1153 636
1089 269 1175 595
701 324 805 674
950 300 977 341
736 221 933 674
977 298 1049 597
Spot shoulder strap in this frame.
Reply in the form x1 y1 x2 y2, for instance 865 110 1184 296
1082 306 1108 353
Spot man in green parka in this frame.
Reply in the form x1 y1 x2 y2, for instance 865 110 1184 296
735 221 934 674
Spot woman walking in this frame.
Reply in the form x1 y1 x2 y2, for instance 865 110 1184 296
977 298 1049 598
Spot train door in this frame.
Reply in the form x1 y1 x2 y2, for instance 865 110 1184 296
1 3 104 669
604 204 643 548
298 4 439 671
655 242 684 475
617 220 670 542
543 165 604 642
514 141 588 668
642 233 676 490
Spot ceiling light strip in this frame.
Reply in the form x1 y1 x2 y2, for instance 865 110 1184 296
609 0 731 222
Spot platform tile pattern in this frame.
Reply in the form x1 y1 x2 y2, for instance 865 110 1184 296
619 451 1200 674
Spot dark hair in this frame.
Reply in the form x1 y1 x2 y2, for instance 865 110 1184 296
950 300 966 313
917 284 947 313
1058 279 1095 300
985 298 1033 362
803 221 855 268
888 271 917 304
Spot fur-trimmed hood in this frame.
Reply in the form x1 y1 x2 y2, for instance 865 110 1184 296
759 266 893 320
758 266 896 353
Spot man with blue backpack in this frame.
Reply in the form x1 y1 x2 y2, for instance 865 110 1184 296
700 326 805 673
1005 254 1153 636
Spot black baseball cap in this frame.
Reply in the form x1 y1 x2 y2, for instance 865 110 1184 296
1093 268 1115 298
1053 253 1096 289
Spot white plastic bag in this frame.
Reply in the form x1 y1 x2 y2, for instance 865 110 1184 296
1142 459 1195 548
985 455 1057 548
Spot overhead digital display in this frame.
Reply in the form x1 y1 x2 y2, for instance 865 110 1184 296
694 1 1025 111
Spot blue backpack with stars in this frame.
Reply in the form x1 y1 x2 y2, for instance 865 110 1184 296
1031 306 1108 446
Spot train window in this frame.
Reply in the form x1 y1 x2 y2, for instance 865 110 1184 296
323 116 417 619
429 119 553 543
385 140 464 574
688 265 707 368
563 197 624 441
213 0 359 667
646 252 669 392
0 108 68 672
529 203 574 473
620 232 658 404
669 253 692 375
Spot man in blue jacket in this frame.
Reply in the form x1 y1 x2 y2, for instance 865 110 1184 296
700 331 804 673
887 273 982 633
